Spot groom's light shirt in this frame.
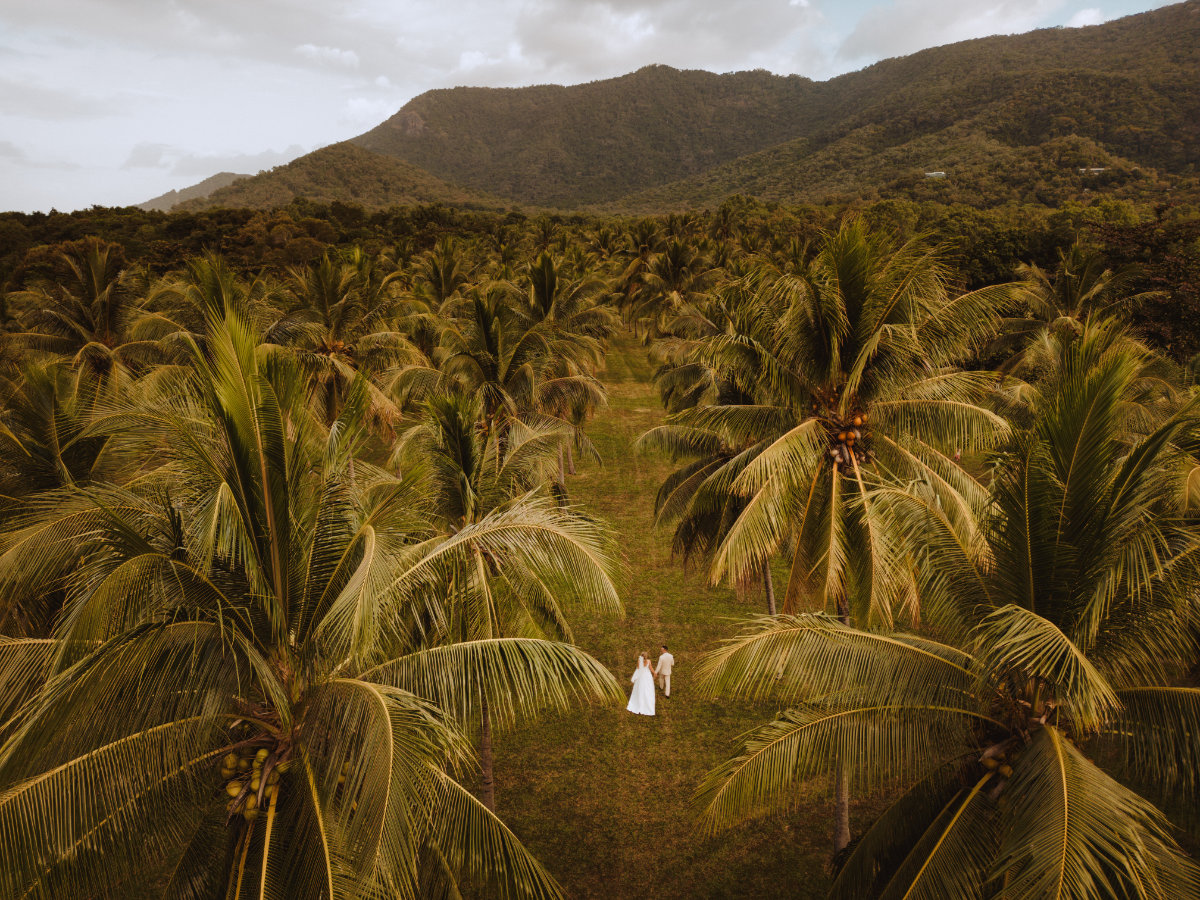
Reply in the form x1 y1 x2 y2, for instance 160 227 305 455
656 652 674 675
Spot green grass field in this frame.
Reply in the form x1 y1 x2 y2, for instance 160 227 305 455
490 333 874 899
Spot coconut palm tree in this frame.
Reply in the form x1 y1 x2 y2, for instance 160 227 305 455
437 283 604 451
650 220 1014 851
395 393 623 809
991 242 1144 373
267 252 416 433
0 304 622 899
523 252 616 480
639 282 780 612
629 239 718 341
695 322 1200 898
8 238 162 393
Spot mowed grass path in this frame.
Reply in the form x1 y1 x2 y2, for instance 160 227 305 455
492 333 847 898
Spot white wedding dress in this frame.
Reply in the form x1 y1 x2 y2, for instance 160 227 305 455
626 655 656 716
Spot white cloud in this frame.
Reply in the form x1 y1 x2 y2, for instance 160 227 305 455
837 0 1067 64
1066 7 1106 26
295 43 360 68
341 97 399 126
122 142 307 176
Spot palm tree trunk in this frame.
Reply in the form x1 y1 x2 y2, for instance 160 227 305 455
833 766 851 854
833 594 851 855
479 697 496 812
566 441 576 475
762 561 777 616
835 595 854 854
557 445 566 486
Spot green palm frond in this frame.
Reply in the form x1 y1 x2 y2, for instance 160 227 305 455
1101 687 1200 803
360 638 622 732
696 613 976 707
992 724 1199 899
0 716 227 900
694 701 981 834
974 605 1119 733
422 769 564 900
829 759 993 900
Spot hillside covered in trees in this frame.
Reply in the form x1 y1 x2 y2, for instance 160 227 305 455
186 1 1200 213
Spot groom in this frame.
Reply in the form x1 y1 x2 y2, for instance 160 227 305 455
655 644 674 697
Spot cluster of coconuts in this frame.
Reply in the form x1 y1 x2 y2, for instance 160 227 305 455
829 413 870 470
981 750 1015 779
221 748 283 821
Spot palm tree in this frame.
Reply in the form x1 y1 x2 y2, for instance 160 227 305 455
0 305 621 898
630 239 718 341
695 322 1200 898
437 283 604 451
523 252 616 480
992 242 1143 372
639 282 779 612
395 394 623 809
650 220 1014 851
8 238 161 392
267 252 416 432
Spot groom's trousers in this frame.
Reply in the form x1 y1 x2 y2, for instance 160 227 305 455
657 673 671 696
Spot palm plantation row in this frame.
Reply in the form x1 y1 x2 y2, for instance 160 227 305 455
1 218 1198 898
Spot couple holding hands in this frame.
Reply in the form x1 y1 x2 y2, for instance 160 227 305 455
626 645 674 717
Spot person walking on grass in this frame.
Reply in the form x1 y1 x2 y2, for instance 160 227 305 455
627 651 656 716
655 644 674 697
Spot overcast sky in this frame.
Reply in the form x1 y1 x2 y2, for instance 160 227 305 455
0 0 1177 213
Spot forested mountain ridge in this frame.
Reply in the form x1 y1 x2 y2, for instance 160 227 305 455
176 142 505 212
138 171 248 212
353 66 821 207
180 1 1200 213
617 2 1200 210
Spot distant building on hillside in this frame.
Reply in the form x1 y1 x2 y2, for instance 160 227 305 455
1077 167 1108 174
924 171 947 178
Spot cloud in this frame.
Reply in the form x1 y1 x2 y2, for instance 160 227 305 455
0 139 78 169
295 43 360 68
1066 7 1106 26
836 0 1067 64
341 97 400 126
122 142 307 176
0 77 126 119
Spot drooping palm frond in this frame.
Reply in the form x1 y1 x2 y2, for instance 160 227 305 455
992 725 1199 900
828 759 993 900
361 638 622 731
693 700 984 835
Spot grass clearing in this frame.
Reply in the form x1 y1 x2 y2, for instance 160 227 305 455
490 332 879 898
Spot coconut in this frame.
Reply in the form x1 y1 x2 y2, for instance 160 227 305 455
255 748 270 762
267 770 280 786
244 794 258 812
999 764 1013 778
237 758 252 773
853 415 862 427
223 753 239 770
226 781 244 798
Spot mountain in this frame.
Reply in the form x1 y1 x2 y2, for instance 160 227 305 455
353 66 821 208
614 2 1200 210
138 172 248 212
183 1 1200 213
177 142 505 212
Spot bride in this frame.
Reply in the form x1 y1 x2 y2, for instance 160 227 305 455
626 651 656 716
